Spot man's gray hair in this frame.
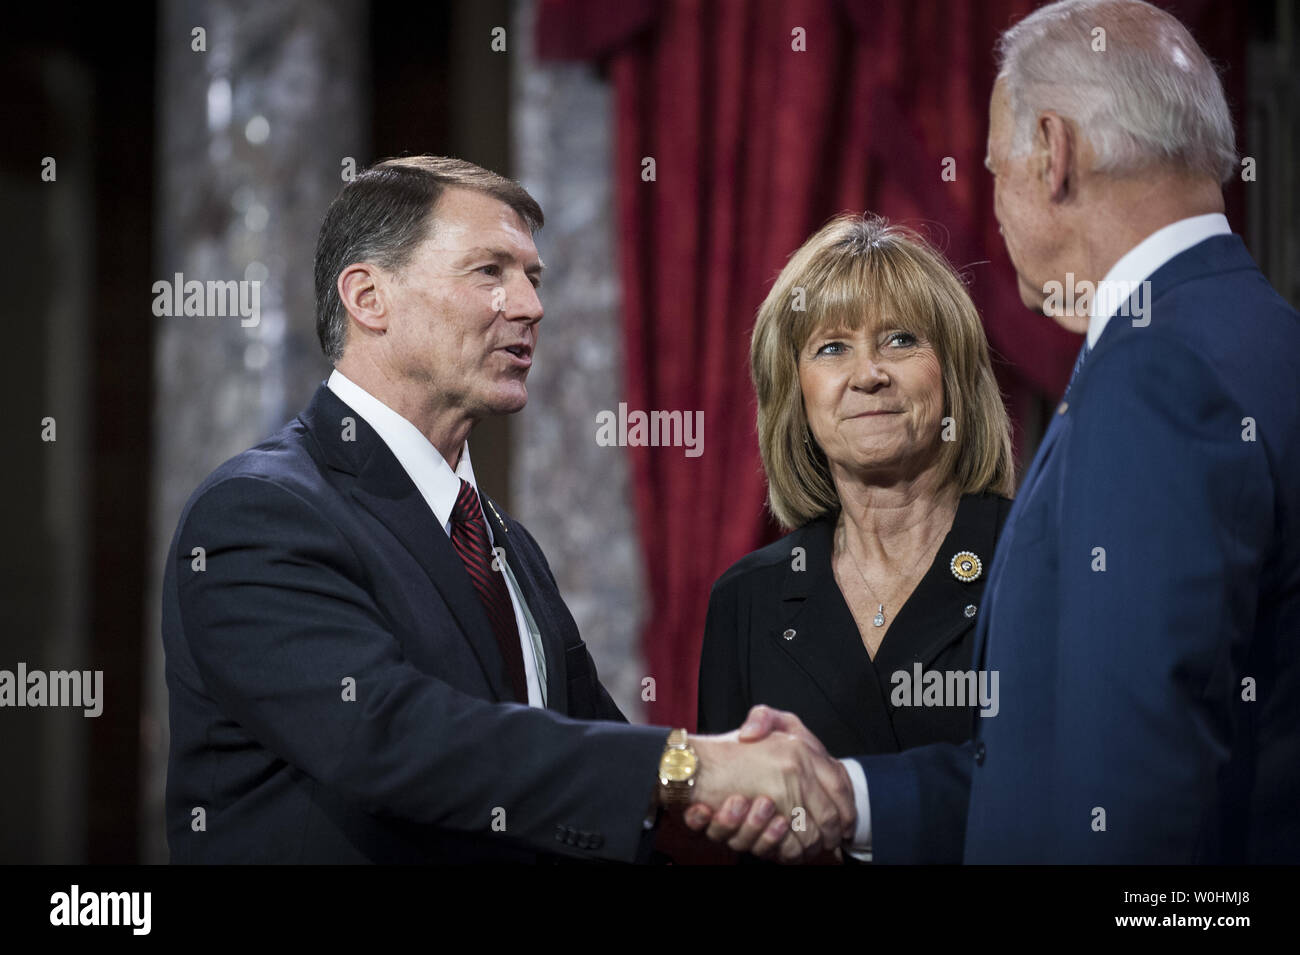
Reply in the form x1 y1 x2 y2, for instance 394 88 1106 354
996 0 1237 183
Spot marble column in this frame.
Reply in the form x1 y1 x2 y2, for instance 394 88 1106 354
144 0 367 862
511 0 648 720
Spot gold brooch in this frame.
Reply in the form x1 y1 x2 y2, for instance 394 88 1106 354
950 551 982 583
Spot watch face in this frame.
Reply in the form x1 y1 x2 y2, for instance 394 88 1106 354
660 748 696 783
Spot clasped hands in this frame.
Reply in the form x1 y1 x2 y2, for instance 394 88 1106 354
678 705 856 863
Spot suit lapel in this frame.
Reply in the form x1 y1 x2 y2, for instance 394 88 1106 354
774 519 900 753
972 427 1061 675
480 494 569 713
301 384 513 702
873 493 1002 673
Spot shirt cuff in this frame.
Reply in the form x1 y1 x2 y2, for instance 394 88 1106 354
839 757 872 862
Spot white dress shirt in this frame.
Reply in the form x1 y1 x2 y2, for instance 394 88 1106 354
842 212 1234 861
327 370 546 708
1088 212 1231 347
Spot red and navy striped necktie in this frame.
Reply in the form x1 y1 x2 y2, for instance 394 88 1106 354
450 479 527 702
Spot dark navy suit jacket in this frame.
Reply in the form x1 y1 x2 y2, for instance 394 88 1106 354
162 384 668 863
855 234 1300 863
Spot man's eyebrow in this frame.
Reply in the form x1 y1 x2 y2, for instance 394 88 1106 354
457 246 545 273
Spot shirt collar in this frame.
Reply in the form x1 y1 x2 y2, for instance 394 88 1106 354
1088 212 1231 348
326 369 479 533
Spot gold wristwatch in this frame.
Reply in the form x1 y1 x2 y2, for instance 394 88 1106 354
657 728 699 805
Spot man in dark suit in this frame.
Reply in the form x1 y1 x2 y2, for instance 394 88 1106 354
690 0 1300 862
162 156 856 863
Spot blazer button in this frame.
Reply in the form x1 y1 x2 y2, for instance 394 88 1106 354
782 628 796 640
974 742 986 765
964 604 977 618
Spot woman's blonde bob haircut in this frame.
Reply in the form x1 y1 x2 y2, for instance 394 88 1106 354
751 214 1014 529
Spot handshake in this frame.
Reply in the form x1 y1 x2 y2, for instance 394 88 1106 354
668 705 857 863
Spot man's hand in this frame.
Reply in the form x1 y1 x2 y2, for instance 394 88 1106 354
679 706 854 862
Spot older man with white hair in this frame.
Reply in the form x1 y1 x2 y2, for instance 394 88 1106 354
692 0 1300 863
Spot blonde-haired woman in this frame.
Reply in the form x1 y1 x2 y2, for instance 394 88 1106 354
698 214 1015 787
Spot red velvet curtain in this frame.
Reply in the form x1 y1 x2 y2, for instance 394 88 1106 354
537 0 1247 731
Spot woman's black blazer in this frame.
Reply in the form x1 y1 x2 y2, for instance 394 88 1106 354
698 492 1014 758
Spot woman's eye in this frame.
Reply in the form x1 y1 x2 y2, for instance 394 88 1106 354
815 341 846 356
887 331 918 347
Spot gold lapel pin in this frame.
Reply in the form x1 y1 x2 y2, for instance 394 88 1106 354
485 498 508 533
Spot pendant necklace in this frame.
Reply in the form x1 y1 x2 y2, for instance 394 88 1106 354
839 518 949 629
